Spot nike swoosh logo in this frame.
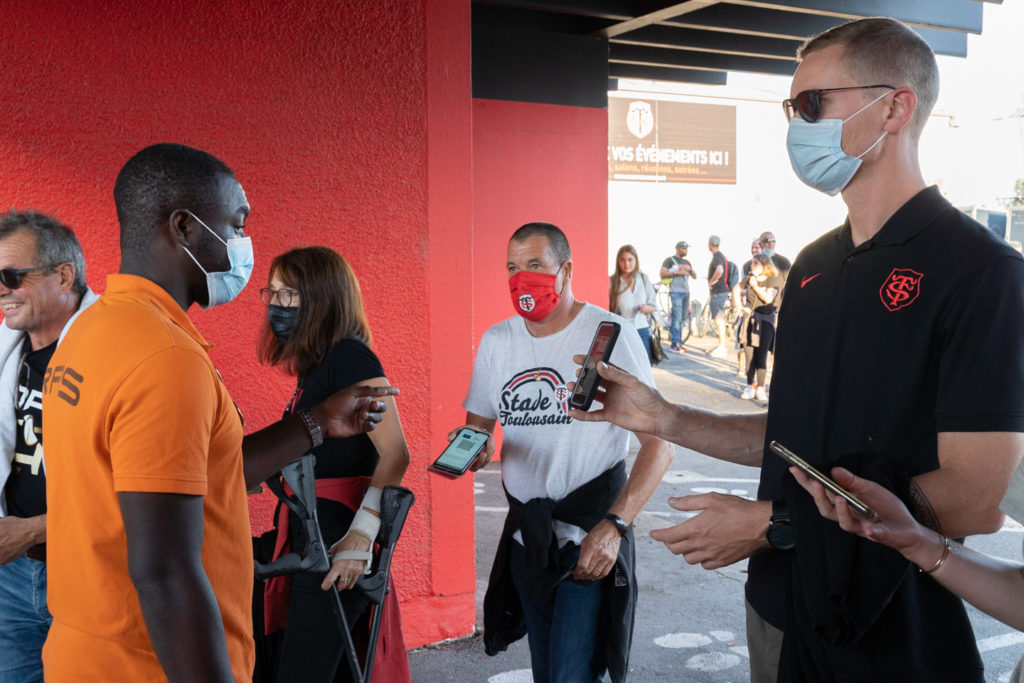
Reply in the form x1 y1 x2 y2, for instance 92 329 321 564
801 273 821 288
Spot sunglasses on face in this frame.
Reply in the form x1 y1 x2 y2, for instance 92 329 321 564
0 265 55 289
782 84 895 123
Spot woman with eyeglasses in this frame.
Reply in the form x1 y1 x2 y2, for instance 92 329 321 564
254 246 410 682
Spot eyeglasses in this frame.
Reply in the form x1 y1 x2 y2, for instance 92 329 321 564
783 84 895 123
259 287 299 307
0 265 56 290
761 238 776 244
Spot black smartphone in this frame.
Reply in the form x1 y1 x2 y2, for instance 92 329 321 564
569 321 621 412
429 427 490 478
770 440 881 522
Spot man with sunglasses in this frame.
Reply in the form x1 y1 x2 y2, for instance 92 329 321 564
38 144 398 683
757 231 790 278
0 211 96 683
571 16 1024 682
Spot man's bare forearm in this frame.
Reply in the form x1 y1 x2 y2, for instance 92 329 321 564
652 404 766 468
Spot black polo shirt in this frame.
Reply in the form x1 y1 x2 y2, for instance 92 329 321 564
747 186 1024 627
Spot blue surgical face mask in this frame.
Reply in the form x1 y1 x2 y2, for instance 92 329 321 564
785 90 891 196
181 211 254 309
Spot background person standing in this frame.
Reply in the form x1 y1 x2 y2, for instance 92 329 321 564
659 240 695 353
610 244 657 363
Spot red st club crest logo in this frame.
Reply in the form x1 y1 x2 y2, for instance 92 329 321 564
518 294 535 312
879 268 923 312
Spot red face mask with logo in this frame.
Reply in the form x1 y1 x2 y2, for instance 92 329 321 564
509 270 561 322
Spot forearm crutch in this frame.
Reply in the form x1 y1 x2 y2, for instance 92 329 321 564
254 454 414 683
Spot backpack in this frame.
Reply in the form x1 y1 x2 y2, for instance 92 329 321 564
722 255 740 290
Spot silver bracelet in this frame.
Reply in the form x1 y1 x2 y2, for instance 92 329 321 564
298 408 324 448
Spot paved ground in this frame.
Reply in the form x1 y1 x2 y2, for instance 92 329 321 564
409 333 1024 682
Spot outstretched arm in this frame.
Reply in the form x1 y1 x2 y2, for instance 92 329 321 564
242 383 399 488
567 358 766 467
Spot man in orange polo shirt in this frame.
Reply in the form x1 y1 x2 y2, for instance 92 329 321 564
41 143 397 682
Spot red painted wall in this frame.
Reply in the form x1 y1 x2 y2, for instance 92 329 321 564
472 98 611 348
2 0 474 649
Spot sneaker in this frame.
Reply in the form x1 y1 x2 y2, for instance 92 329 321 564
710 345 728 359
672 345 686 354
736 367 746 377
670 344 680 353
740 385 755 400
755 386 768 401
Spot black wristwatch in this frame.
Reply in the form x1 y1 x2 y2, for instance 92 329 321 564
604 513 630 537
766 500 795 551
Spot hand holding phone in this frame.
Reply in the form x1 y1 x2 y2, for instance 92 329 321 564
429 427 490 478
569 321 620 412
770 441 881 522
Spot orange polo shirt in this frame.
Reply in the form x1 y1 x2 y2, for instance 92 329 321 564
41 274 253 681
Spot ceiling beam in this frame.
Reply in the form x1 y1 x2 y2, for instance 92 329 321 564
720 0 983 33
612 25 802 59
609 63 729 84
597 1 728 38
610 43 796 75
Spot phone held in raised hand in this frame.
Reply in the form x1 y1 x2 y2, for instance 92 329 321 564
770 440 881 522
569 321 621 412
429 427 490 479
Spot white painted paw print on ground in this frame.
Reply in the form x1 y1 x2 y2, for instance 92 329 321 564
654 629 747 673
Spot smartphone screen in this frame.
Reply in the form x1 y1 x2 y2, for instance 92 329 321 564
569 321 621 411
769 441 880 521
430 428 489 477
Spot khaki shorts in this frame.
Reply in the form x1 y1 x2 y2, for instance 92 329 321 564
745 598 783 683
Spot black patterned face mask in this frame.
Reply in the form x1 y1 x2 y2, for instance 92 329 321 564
267 304 299 341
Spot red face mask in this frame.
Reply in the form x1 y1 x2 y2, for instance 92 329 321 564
509 270 562 322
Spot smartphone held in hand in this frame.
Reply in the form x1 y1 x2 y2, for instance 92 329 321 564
569 321 620 412
770 440 881 522
429 428 489 479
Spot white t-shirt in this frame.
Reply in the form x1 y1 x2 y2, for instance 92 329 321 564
464 303 655 546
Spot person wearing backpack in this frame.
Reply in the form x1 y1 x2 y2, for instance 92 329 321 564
659 241 695 353
706 235 733 358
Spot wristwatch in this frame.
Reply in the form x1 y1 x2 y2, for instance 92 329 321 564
604 513 630 537
298 408 324 448
766 500 795 551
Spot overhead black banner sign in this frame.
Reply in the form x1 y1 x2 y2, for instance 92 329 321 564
608 98 737 183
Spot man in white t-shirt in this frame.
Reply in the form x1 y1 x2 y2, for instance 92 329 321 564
452 222 673 683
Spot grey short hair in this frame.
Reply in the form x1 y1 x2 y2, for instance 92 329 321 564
0 210 87 295
798 17 939 140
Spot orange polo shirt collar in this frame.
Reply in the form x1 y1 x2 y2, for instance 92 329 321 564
105 273 212 352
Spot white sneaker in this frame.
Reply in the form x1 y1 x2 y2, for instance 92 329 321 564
710 346 728 358
741 385 755 400
755 386 768 401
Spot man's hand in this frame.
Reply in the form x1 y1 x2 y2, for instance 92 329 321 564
574 519 621 581
649 493 770 569
446 424 495 472
311 384 400 440
0 515 45 564
567 358 670 434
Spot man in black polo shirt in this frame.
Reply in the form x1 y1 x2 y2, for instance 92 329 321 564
570 16 1024 682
